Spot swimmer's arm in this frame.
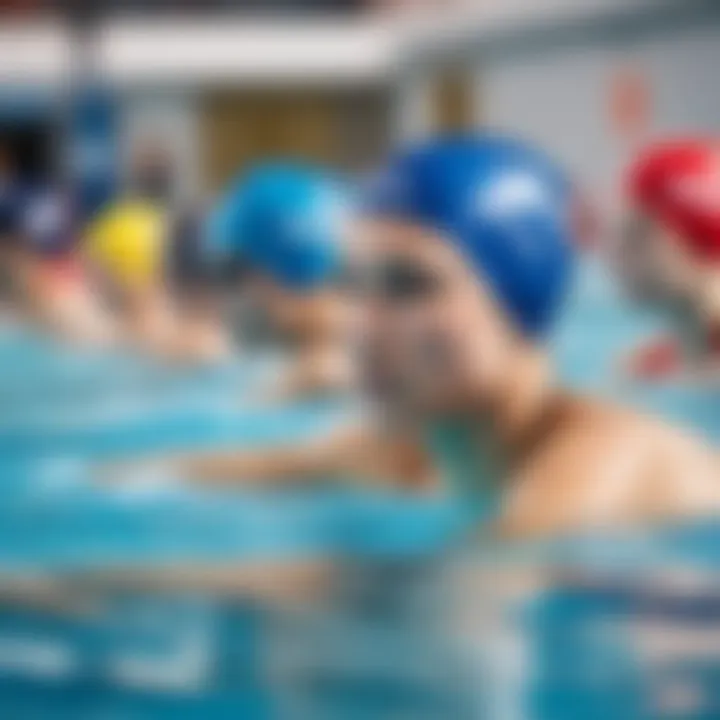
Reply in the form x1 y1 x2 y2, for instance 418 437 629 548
62 560 333 601
0 564 332 603
29 280 118 348
176 427 436 491
178 431 356 483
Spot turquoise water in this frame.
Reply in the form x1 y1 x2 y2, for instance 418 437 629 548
554 259 720 440
0 317 470 720
0 318 468 575
0 320 467 718
0 258 719 718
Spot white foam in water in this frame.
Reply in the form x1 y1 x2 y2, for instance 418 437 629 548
107 627 213 692
106 462 183 502
0 638 78 679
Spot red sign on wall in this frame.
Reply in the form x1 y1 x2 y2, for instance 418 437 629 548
608 66 652 141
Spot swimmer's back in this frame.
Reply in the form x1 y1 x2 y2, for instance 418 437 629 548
501 395 720 538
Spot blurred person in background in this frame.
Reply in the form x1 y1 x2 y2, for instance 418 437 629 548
616 139 720 382
85 140 229 363
165 199 234 363
0 138 113 344
203 163 355 399
103 162 436 492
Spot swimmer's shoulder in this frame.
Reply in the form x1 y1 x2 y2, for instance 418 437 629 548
501 394 720 538
579 396 720 525
566 394 716 468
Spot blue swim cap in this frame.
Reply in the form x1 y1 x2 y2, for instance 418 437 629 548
362 136 575 337
206 164 349 292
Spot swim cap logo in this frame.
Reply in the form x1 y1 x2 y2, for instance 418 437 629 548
477 172 549 218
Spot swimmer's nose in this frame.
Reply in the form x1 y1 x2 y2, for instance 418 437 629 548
358 342 403 399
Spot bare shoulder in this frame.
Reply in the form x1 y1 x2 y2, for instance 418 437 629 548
548 394 715 467
566 395 717 475
500 394 720 538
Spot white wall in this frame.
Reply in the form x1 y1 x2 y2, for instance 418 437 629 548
0 19 398 88
481 24 720 214
393 71 434 143
101 19 399 87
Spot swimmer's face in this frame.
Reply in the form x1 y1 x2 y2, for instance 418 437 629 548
239 276 294 332
246 275 344 340
614 209 697 306
350 219 517 418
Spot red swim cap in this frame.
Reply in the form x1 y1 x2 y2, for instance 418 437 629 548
627 139 720 261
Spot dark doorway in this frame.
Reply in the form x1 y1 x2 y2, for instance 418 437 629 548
0 119 55 184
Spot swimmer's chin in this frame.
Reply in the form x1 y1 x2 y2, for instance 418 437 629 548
362 384 434 427
361 371 464 419
362 376 407 410
361 366 411 403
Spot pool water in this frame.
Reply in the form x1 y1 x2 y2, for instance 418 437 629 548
0 257 719 718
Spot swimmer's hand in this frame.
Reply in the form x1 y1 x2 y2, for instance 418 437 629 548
127 310 231 367
236 346 354 407
619 335 720 387
617 336 683 383
267 347 356 403
160 330 232 367
32 284 118 349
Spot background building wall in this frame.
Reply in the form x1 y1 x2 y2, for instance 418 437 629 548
120 91 201 201
480 22 720 215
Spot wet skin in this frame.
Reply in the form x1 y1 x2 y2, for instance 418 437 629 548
349 217 720 538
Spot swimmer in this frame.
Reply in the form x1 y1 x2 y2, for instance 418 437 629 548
0 141 113 345
100 163 435 490
164 203 234 362
203 163 356 398
618 139 720 380
104 138 720 536
85 145 228 363
345 135 719 538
